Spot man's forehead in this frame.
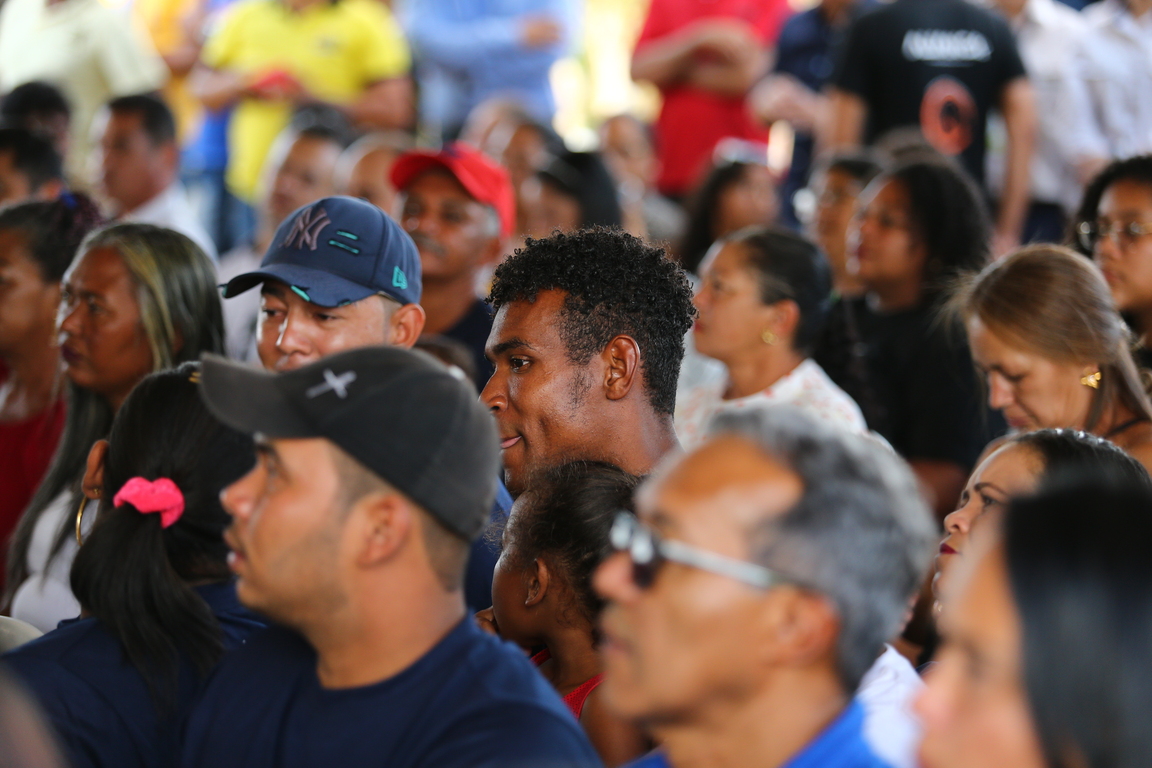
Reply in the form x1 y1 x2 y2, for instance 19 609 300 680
641 436 804 533
487 290 568 348
404 167 477 204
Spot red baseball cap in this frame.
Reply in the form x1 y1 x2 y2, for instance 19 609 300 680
390 142 516 239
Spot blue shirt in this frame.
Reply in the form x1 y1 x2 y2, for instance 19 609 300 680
464 477 513 613
3 582 265 768
179 617 603 768
400 0 582 130
772 2 873 226
626 700 890 768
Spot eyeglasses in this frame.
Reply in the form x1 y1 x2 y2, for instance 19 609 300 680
1077 220 1152 251
608 512 788 590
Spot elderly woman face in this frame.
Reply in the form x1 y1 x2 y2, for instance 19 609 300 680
57 245 153 410
916 537 1047 768
967 315 1098 433
692 241 780 363
935 443 1041 606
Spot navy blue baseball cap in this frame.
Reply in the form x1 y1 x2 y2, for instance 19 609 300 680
221 196 422 307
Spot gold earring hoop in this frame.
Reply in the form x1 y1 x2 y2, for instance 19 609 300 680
761 330 779 346
1081 371 1102 389
75 496 89 545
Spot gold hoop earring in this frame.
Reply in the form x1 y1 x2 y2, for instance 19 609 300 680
1081 371 1102 389
761 330 779 346
75 496 89 545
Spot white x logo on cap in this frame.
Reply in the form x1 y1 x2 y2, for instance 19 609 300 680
306 369 357 399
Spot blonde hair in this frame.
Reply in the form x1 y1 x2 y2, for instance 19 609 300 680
950 244 1152 432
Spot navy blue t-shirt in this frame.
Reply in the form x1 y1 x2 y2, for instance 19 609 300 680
773 2 874 226
464 479 513 613
3 581 265 768
179 618 603 768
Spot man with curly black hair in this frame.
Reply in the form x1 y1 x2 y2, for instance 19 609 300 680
483 227 696 495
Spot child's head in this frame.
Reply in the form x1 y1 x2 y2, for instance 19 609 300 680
491 461 640 647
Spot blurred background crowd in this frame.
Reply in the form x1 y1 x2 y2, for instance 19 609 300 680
1 0 1152 766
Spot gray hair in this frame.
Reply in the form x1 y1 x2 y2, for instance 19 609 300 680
707 405 935 692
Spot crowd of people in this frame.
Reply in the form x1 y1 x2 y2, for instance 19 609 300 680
1 0 1152 766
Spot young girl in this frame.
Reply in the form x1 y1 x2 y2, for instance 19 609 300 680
480 460 649 767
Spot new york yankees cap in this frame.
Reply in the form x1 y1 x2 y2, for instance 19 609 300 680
221 196 422 308
199 346 499 540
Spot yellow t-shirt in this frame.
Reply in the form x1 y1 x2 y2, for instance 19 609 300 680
135 0 203 143
201 0 410 202
0 0 166 186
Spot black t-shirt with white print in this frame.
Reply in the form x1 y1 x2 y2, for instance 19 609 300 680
831 0 1026 185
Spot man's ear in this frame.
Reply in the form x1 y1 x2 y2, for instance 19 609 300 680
524 556 551 607
388 302 427 349
82 440 109 500
753 588 840 671
355 491 414 568
602 335 641 402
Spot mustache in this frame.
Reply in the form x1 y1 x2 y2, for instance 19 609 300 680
409 232 446 258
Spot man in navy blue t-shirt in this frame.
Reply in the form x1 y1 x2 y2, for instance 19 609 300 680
185 347 602 768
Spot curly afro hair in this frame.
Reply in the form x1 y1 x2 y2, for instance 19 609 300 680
487 227 696 416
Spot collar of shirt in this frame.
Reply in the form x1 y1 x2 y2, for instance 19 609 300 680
782 700 881 768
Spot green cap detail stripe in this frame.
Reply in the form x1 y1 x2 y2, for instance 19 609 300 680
291 285 311 302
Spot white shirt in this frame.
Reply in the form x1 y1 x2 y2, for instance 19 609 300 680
10 491 89 633
122 183 218 261
217 243 263 362
1081 0 1152 160
985 0 1101 211
675 358 868 449
0 0 165 186
858 645 925 768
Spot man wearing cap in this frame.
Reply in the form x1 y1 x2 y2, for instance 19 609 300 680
392 141 515 388
222 195 427 372
222 194 508 613
184 347 602 768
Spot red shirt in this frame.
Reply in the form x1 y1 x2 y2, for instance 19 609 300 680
0 395 66 591
635 0 791 197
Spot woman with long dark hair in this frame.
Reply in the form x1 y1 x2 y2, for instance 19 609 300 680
679 157 778 274
1072 155 1152 367
816 158 1002 517
918 472 1152 768
5 223 224 631
3 363 264 768
0 194 103 590
933 428 1151 612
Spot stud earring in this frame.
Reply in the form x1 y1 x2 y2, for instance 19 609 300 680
761 330 779 346
1081 371 1102 389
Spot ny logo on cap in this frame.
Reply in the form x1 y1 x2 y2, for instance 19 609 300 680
284 205 331 251
306 369 357 399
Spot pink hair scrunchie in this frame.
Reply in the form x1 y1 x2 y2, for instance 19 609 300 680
112 477 185 528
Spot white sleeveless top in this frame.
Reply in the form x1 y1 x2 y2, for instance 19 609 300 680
10 491 88 633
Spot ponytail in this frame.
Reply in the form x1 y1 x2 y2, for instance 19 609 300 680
68 363 254 710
